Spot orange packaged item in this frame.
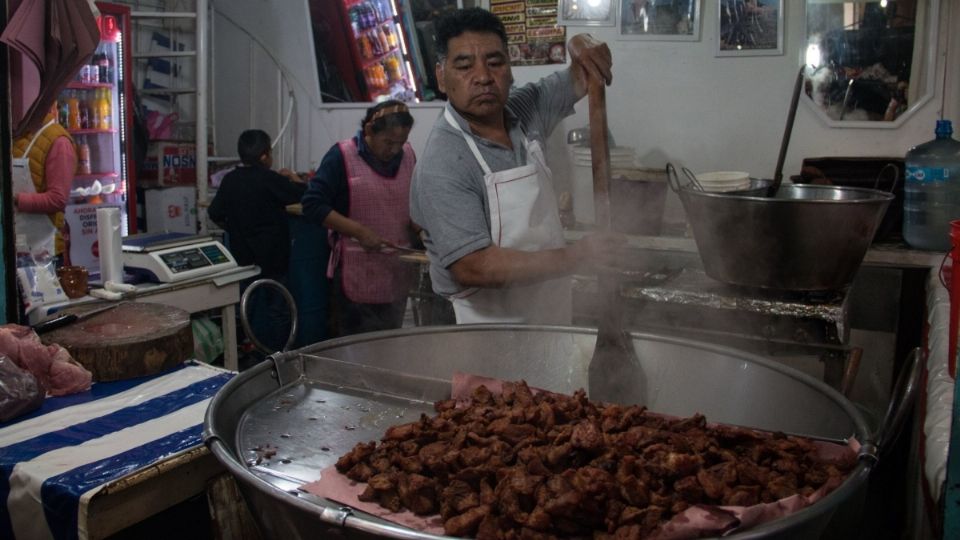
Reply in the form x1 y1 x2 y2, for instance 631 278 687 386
67 92 81 131
77 137 91 175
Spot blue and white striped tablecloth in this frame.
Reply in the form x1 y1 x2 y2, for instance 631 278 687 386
0 361 233 540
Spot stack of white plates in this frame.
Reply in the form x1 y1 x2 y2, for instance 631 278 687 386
570 146 637 168
695 171 751 192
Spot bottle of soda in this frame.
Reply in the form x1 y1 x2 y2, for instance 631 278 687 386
377 27 390 52
77 136 92 175
79 96 90 129
903 119 960 250
360 3 372 29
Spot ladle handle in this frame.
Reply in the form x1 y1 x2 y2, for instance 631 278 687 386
666 163 682 193
875 162 900 193
681 167 705 192
588 77 612 229
773 66 806 195
862 347 923 463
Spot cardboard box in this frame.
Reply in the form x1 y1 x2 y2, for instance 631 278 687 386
144 186 197 234
140 142 197 187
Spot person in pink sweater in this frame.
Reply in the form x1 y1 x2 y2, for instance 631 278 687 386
13 138 74 214
12 104 77 261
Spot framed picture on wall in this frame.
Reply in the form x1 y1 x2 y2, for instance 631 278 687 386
559 0 616 27
716 0 784 56
618 0 702 41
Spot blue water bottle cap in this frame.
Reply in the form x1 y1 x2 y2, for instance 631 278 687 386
935 119 953 138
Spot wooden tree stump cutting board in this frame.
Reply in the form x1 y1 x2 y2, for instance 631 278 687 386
41 302 194 382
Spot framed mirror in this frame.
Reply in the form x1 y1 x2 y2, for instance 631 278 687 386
308 0 486 103
802 0 939 127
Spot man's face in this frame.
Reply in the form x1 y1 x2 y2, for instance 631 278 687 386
437 31 513 121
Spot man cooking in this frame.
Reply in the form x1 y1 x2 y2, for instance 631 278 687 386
410 8 624 325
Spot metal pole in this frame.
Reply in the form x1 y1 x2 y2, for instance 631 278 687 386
0 0 15 323
196 0 209 233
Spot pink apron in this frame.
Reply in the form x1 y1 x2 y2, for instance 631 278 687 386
328 139 415 304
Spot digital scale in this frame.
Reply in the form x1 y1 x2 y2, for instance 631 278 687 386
122 232 237 283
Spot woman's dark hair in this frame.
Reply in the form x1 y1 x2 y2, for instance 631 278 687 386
435 8 508 61
237 129 271 165
361 100 414 134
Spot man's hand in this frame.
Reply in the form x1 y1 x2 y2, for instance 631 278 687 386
568 33 613 97
566 231 627 272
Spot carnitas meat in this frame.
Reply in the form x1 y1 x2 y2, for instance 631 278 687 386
336 381 855 539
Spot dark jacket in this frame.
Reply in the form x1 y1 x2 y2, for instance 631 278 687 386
208 164 306 278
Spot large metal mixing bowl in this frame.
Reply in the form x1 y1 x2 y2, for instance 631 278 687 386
204 326 918 539
674 183 893 291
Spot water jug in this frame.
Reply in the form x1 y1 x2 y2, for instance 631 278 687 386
903 120 960 250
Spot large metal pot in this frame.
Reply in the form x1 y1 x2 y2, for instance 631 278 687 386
204 326 918 539
671 177 894 291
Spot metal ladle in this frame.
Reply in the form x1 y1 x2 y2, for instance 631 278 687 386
770 66 807 197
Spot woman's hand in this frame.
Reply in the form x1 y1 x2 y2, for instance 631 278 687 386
278 168 305 183
355 227 386 251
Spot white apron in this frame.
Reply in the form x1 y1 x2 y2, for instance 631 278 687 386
12 119 59 259
444 109 572 325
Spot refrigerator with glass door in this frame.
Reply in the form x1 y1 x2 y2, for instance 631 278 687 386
59 2 137 274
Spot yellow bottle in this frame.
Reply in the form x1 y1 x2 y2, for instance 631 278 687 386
67 91 81 130
98 88 112 130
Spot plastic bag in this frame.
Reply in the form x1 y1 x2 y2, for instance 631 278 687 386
192 317 224 364
16 247 68 316
0 355 44 423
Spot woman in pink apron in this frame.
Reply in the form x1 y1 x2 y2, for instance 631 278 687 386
302 101 418 336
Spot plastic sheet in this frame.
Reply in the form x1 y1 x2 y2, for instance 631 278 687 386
923 269 953 503
0 355 43 422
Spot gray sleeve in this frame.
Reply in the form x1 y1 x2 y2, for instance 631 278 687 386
507 68 578 141
410 130 492 270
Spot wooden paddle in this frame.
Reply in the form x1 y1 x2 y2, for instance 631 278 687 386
586 78 645 406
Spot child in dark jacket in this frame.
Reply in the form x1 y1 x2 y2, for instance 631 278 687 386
209 129 306 353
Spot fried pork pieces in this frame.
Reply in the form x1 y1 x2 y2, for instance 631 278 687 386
335 382 854 539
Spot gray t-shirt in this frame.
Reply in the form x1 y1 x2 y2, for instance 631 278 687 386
410 69 578 296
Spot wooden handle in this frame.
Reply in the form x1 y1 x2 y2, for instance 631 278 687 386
588 77 611 229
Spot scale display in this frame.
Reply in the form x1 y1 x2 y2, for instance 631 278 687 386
159 248 211 274
122 234 237 283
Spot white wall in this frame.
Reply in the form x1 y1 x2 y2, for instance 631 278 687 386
212 0 960 220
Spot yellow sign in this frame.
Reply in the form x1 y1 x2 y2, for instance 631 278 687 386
490 1 524 14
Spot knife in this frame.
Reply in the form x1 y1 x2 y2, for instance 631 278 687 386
379 244 425 255
33 303 123 334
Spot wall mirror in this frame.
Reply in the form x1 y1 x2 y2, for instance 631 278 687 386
803 0 939 127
